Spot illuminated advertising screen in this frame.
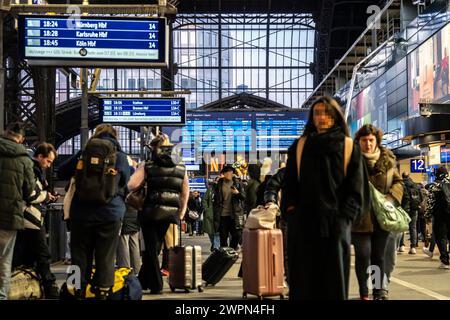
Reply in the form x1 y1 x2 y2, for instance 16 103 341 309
348 74 387 137
408 22 450 116
18 15 168 67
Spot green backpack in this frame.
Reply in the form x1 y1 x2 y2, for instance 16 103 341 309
369 182 411 232
75 138 118 205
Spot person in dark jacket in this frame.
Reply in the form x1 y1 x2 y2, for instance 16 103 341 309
244 164 261 215
213 166 246 250
116 158 141 276
13 142 60 299
202 181 220 251
284 96 368 300
398 172 422 254
426 166 450 269
58 124 130 299
128 134 189 294
0 122 35 300
186 190 203 236
264 166 288 283
352 124 404 300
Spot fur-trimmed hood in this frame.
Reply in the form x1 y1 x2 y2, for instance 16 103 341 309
369 146 397 175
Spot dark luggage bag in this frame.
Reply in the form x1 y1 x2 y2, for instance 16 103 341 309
202 247 239 286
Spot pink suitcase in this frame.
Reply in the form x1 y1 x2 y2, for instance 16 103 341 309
242 228 285 299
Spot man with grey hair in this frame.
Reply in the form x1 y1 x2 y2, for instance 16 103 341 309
0 122 35 299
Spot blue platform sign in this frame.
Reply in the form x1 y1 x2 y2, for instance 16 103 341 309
18 15 167 67
100 98 185 125
410 159 426 173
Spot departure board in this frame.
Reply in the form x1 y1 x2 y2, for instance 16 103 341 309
255 112 307 151
182 112 253 152
189 177 207 194
100 98 185 125
18 15 168 67
165 111 308 153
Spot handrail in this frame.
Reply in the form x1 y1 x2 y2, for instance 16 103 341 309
302 0 396 107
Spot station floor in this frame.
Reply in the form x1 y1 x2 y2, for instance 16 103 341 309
51 233 450 300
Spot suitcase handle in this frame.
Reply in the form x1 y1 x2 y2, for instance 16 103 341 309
273 253 276 277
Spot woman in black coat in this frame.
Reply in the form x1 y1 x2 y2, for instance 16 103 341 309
284 96 369 300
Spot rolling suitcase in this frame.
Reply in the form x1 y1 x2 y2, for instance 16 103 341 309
168 224 203 293
242 228 285 299
202 247 239 287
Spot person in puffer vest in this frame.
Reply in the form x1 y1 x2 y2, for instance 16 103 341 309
128 133 189 294
12 142 60 299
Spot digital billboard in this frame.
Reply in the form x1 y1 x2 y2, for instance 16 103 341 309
408 22 450 116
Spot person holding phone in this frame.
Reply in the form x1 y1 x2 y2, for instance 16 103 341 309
212 166 246 250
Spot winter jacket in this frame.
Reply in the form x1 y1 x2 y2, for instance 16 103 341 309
402 176 423 214
23 159 51 230
121 205 140 235
141 155 186 224
202 187 217 234
352 146 403 234
57 133 130 222
244 178 260 215
0 137 35 230
426 174 450 219
213 177 246 230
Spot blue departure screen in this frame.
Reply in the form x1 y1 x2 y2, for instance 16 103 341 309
100 98 185 125
182 112 253 152
19 15 167 66
254 112 307 151
189 177 207 193
165 111 308 153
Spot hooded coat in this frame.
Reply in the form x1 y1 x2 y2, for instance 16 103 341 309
0 137 35 230
284 126 369 300
351 147 403 234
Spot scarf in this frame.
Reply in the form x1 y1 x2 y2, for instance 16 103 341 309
362 147 380 168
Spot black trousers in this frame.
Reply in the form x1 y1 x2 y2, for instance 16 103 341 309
139 222 170 292
434 216 450 265
12 227 56 284
219 216 241 250
70 220 121 291
352 228 390 298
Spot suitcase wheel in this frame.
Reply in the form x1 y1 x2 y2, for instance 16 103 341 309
258 295 263 300
280 295 285 300
197 286 204 293
170 285 175 293
243 292 247 299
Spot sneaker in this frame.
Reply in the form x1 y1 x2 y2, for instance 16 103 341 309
161 269 170 277
398 246 405 253
360 296 370 300
439 263 450 270
422 247 433 258
409 248 417 254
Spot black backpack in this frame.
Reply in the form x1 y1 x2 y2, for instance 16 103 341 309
75 138 118 205
409 185 422 211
